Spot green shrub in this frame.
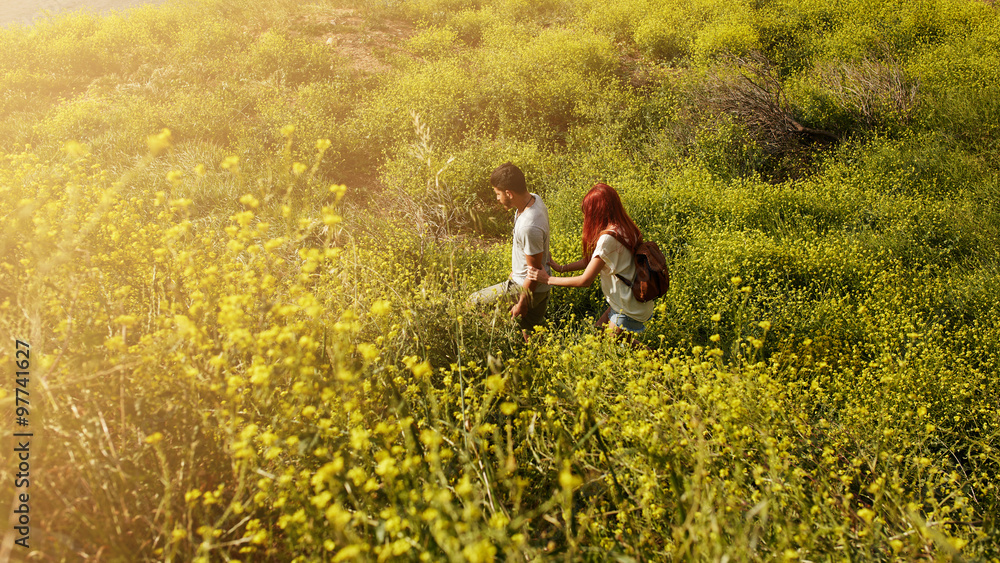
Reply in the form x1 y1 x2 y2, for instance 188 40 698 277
691 117 765 180
405 24 460 57
445 7 495 46
634 13 691 62
245 31 338 85
1 0 999 560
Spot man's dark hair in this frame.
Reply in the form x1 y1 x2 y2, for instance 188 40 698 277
490 162 527 195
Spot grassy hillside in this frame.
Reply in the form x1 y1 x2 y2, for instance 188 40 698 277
0 0 998 560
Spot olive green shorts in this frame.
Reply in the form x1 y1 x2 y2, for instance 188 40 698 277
468 279 549 331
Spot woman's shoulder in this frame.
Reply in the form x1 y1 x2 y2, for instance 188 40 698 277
597 229 630 249
594 233 629 260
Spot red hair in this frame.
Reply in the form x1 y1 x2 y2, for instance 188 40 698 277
581 183 642 259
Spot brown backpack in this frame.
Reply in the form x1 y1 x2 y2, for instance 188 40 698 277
601 230 670 302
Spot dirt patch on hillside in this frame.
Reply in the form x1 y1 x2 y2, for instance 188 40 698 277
297 7 417 75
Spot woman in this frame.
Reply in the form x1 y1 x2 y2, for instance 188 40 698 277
527 183 655 334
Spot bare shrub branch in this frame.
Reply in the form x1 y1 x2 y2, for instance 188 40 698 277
698 52 840 154
815 55 919 129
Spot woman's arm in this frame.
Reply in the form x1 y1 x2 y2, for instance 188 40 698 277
549 257 590 273
529 256 604 287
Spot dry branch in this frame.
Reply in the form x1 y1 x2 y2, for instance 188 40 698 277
700 52 840 153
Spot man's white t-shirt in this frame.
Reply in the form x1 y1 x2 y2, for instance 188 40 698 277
593 233 655 322
510 193 550 292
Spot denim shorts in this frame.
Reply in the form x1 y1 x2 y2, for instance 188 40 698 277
607 307 646 333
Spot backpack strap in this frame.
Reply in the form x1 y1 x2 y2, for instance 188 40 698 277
598 228 640 251
597 228 639 287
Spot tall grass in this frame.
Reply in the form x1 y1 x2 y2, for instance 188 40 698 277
0 0 998 560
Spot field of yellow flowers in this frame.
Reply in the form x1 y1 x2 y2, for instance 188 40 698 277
1 0 998 560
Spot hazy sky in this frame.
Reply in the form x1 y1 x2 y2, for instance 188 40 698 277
1 0 167 26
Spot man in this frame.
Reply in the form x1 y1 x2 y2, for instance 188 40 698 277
469 162 551 336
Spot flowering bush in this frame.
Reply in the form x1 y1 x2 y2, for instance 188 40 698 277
0 0 998 560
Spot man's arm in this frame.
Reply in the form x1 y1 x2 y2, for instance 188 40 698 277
511 251 545 318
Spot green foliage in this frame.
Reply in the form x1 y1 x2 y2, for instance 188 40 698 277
1 0 999 560
405 25 460 57
246 31 338 85
691 117 766 180
633 8 693 62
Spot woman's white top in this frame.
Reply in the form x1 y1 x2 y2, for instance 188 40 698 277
592 233 656 322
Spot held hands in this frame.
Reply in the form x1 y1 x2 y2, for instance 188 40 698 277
546 258 562 273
